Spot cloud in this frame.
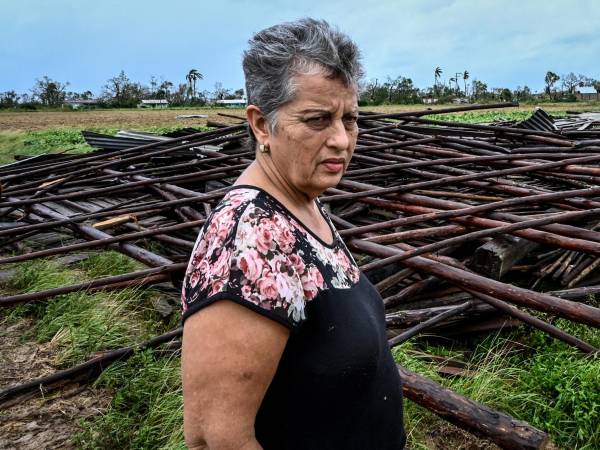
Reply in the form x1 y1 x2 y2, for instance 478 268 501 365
1 0 599 94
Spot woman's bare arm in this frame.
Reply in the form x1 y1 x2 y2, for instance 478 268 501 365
182 300 290 450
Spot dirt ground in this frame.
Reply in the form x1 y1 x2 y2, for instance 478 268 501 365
0 320 111 450
0 108 245 132
1 103 594 132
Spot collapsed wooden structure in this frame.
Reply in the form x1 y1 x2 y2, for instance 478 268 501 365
2 103 600 448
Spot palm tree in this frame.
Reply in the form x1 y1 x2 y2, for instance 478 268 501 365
462 70 470 97
449 77 457 92
434 67 442 92
186 69 204 101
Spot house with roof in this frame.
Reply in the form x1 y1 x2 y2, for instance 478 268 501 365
64 99 100 109
575 86 599 101
214 98 247 108
138 99 169 109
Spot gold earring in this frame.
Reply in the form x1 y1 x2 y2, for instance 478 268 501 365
259 143 270 153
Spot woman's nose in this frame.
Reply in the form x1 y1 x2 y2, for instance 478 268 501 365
326 119 351 150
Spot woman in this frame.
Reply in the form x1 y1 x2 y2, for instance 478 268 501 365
181 18 406 450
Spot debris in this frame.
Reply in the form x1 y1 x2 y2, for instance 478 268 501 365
176 114 208 120
3 103 600 447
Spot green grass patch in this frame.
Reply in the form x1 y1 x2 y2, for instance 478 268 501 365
0 129 92 164
1 253 170 365
78 251 145 278
2 259 85 320
394 327 600 450
7 259 82 293
75 350 185 450
423 109 570 124
34 287 163 366
0 125 211 164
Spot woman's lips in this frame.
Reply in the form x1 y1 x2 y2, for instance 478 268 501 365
321 159 345 173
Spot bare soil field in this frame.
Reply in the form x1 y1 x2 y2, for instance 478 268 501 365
1 103 597 132
0 108 244 132
0 320 111 450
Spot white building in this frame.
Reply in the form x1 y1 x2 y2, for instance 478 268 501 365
214 98 247 108
64 99 99 109
138 99 169 109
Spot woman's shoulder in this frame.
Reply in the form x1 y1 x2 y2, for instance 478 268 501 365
202 187 298 245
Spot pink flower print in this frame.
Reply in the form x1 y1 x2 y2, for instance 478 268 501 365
289 254 306 275
259 299 274 311
212 249 231 278
288 295 306 322
284 215 304 235
193 237 207 261
228 191 246 208
350 265 360 283
336 248 351 272
207 209 234 243
256 271 278 300
278 226 296 254
189 269 202 289
301 272 318 300
216 225 229 242
308 266 325 289
256 223 274 255
272 213 296 253
215 214 234 242
301 265 325 300
272 213 287 229
198 259 211 289
270 253 288 273
204 223 216 243
241 284 253 299
275 272 294 301
238 249 264 281
209 278 225 296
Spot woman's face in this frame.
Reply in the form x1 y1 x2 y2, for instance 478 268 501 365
266 73 359 198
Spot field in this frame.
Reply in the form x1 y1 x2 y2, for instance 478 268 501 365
1 105 599 449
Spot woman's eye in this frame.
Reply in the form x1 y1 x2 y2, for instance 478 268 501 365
305 116 330 128
343 116 358 128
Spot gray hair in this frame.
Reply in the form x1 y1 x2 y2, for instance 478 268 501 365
242 18 364 146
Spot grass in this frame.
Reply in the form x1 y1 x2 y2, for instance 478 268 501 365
0 125 211 164
393 323 600 450
75 351 185 450
0 252 184 449
426 110 545 124
1 252 172 366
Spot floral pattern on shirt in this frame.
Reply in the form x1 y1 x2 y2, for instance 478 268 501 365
181 187 360 327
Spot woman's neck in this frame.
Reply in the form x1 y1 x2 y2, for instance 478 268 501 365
237 159 316 213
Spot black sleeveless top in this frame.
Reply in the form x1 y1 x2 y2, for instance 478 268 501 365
182 186 406 450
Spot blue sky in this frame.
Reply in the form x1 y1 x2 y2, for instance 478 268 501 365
1 0 599 96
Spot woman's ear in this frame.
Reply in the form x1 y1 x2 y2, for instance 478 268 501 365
246 105 270 145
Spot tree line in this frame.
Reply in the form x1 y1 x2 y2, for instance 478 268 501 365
0 69 244 109
358 68 600 105
1 68 599 109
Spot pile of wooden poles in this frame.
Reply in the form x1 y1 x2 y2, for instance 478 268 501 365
2 102 600 449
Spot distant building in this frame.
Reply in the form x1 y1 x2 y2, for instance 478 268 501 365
452 97 469 104
64 99 99 109
575 86 600 101
422 97 438 104
138 99 169 109
215 98 247 108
